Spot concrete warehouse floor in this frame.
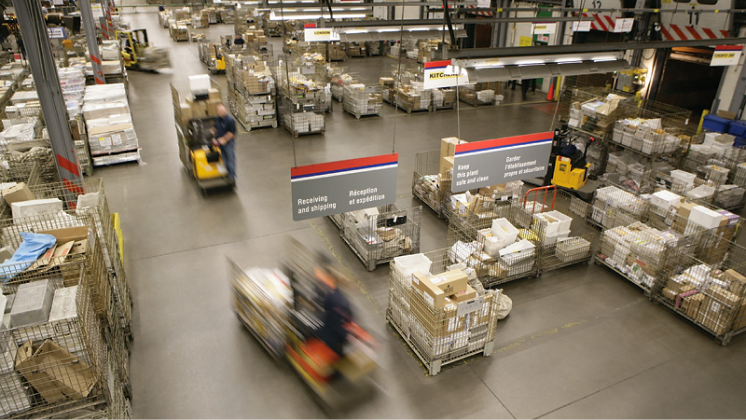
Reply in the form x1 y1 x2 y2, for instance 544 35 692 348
94 10 746 419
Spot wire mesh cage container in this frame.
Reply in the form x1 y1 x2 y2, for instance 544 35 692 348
529 188 599 274
0 261 113 418
342 84 383 119
411 149 449 217
387 250 502 375
228 55 278 131
430 88 457 110
458 82 499 107
588 182 649 229
330 70 357 102
0 178 133 341
339 205 422 271
328 212 345 230
654 247 746 346
278 92 326 138
0 214 113 329
442 183 523 229
446 203 539 288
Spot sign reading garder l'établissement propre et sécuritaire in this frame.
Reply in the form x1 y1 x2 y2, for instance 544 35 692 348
452 132 553 193
291 154 398 221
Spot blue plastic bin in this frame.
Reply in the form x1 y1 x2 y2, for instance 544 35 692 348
728 120 746 137
703 114 732 133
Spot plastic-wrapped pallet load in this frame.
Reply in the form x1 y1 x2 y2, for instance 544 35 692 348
83 83 141 166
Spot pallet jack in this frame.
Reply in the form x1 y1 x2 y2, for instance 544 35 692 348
184 117 232 194
543 125 599 201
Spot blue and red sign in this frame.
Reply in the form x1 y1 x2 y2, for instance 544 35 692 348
452 132 552 192
291 154 398 220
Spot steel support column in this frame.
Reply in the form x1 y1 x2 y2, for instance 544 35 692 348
11 0 84 192
80 0 106 85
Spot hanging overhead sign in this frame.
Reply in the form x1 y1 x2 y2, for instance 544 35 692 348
533 23 556 34
452 132 553 192
303 24 340 42
47 27 66 39
711 45 743 66
572 21 591 32
613 18 634 33
290 154 398 221
423 60 470 89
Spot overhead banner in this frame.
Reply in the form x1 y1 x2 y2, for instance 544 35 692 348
711 45 743 67
291 154 398 221
423 60 470 89
452 132 553 192
533 23 556 34
303 24 340 42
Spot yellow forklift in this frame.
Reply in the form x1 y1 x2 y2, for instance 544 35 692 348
180 117 232 194
117 29 171 72
545 126 598 200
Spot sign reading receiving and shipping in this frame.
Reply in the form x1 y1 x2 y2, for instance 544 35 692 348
303 24 340 42
533 23 556 34
452 132 553 192
290 154 398 221
711 45 743 67
47 27 66 39
423 60 470 89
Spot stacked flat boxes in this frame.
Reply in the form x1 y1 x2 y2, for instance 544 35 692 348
226 55 277 131
342 84 383 119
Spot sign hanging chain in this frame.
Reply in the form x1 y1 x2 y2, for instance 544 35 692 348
278 0 298 168
391 5 406 155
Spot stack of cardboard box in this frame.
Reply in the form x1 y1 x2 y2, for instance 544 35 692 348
345 42 366 57
379 77 395 103
395 83 431 112
169 22 189 42
431 88 456 109
342 84 382 117
327 43 346 61
83 83 141 166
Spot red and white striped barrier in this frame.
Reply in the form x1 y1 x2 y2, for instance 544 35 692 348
659 24 728 41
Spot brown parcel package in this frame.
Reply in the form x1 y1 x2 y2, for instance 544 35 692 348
696 296 734 336
440 137 460 160
428 270 468 295
439 156 454 179
412 272 447 308
2 182 35 205
450 284 477 302
681 293 704 319
16 340 97 404
723 269 746 297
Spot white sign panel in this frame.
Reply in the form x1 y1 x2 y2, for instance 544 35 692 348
572 21 591 32
303 25 340 42
47 27 65 39
711 46 743 67
423 60 470 89
533 23 556 34
613 18 634 33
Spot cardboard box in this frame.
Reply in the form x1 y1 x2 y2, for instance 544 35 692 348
412 272 446 308
38 226 90 244
427 270 468 295
717 110 737 120
450 284 476 302
696 296 734 336
707 285 740 308
2 182 35 205
440 156 454 178
48 286 78 322
15 340 96 404
208 88 220 101
723 269 746 297
681 293 704 318
440 137 460 160
207 99 221 116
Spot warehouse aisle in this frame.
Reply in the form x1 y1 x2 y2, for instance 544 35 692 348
96 11 746 419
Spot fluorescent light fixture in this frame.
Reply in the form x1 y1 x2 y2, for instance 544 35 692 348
269 11 368 20
460 51 626 69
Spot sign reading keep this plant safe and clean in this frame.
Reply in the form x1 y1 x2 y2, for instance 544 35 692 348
452 132 553 192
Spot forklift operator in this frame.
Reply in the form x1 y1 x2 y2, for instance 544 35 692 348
211 104 237 185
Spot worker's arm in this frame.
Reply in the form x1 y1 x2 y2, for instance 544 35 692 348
220 130 234 144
